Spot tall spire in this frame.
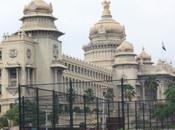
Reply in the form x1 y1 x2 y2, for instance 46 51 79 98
102 0 112 17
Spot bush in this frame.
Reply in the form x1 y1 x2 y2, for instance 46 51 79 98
0 116 8 129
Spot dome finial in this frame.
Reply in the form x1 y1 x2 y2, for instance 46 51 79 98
102 0 111 17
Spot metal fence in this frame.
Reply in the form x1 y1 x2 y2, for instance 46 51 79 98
18 79 175 130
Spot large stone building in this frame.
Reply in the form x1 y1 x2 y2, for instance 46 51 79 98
0 0 175 114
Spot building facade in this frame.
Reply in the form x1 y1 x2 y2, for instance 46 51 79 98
0 0 175 114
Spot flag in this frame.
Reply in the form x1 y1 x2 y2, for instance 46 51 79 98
162 42 166 51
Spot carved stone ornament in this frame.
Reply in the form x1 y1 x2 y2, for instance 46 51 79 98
53 45 59 59
26 49 32 59
9 49 17 58
98 27 106 34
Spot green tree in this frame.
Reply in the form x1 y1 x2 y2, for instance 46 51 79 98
5 100 45 126
104 88 115 101
145 76 159 99
66 88 76 102
0 116 8 129
153 102 174 120
153 78 175 122
124 85 136 101
164 78 175 100
5 104 19 126
84 88 95 103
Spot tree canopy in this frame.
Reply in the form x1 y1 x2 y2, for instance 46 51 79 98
4 100 46 127
153 78 175 122
104 88 115 101
124 85 136 101
0 116 8 129
145 75 159 100
84 88 95 103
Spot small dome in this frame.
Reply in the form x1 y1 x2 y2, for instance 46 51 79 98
82 43 92 51
117 41 134 53
24 0 52 15
137 48 151 61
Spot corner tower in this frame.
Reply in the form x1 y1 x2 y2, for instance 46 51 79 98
21 0 63 38
83 0 126 69
113 41 138 100
20 0 65 88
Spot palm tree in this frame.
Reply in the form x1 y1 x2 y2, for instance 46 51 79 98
105 88 115 101
84 88 95 103
66 88 76 102
144 75 159 100
124 85 136 101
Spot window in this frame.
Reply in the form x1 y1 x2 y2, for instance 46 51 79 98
9 69 16 79
0 85 1 95
10 103 14 109
75 66 77 73
71 65 74 72
9 68 17 87
68 64 71 70
0 51 2 60
0 70 1 80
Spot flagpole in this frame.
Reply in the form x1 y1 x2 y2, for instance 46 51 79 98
161 41 166 61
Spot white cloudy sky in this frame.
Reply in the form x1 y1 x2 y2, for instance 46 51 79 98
0 0 175 64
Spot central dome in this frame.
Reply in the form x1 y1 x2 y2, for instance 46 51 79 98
24 0 52 15
89 0 125 37
90 19 124 36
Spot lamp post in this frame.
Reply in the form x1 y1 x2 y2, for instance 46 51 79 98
121 77 125 130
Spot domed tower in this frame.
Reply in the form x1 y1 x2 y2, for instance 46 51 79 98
21 0 63 38
137 48 153 65
136 48 153 73
20 0 65 86
113 41 138 100
83 0 126 69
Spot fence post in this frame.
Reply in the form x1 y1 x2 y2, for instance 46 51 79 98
22 96 25 129
149 104 152 128
118 101 120 128
18 84 22 130
135 101 137 130
142 102 145 130
107 100 110 130
96 98 99 130
69 80 73 130
127 103 129 130
53 90 56 130
36 87 39 130
83 95 87 130
121 78 125 130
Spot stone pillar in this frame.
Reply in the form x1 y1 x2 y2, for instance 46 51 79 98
16 68 19 86
54 68 57 91
27 68 30 85
20 67 26 86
